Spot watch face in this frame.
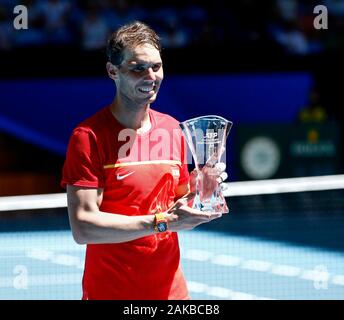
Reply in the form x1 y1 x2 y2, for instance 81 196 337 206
157 222 167 232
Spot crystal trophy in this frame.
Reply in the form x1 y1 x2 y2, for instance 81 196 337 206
180 115 232 213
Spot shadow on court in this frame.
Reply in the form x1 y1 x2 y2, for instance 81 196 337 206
201 189 344 252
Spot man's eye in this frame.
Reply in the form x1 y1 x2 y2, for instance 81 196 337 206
152 64 161 72
133 66 145 72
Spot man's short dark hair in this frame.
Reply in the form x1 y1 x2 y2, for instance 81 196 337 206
107 21 162 66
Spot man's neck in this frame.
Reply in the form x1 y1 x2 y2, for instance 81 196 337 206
110 98 152 133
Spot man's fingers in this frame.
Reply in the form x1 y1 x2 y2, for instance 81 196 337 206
215 162 226 173
176 198 188 207
199 211 223 221
190 169 198 176
209 212 222 220
220 182 229 191
216 172 228 183
197 212 222 225
168 198 187 211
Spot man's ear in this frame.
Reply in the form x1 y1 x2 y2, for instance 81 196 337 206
106 62 118 81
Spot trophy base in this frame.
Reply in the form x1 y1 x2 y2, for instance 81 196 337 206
193 197 229 214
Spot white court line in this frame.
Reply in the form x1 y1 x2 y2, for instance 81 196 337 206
187 281 273 300
211 254 242 267
26 249 84 269
241 260 272 272
181 249 213 262
22 246 344 290
2 247 271 300
300 269 330 282
0 274 270 300
332 275 344 286
0 246 338 301
182 249 344 287
24 246 344 288
0 255 31 259
271 265 301 277
0 273 83 288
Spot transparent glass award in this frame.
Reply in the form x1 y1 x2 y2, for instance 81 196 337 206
180 115 232 213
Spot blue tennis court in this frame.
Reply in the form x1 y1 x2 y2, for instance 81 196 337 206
1 183 344 300
1 228 343 300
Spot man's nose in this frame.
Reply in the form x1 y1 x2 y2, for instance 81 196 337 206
145 67 156 81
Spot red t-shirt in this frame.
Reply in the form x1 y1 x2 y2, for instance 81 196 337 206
61 106 190 300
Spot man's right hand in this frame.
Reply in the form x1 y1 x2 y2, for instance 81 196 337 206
164 196 222 231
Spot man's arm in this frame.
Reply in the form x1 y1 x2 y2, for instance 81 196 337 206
67 184 221 245
67 185 156 245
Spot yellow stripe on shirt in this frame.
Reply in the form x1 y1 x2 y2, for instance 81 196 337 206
103 160 182 169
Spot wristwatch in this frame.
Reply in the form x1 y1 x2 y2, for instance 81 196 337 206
154 213 168 232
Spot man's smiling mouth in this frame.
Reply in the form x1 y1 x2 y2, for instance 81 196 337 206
138 83 156 93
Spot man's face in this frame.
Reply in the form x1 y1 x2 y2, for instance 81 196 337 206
115 43 164 106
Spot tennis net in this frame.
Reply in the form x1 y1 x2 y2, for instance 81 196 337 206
1 175 344 300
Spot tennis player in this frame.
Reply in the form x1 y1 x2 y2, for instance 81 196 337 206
61 21 226 300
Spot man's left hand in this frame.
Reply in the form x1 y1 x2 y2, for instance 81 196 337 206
189 162 228 196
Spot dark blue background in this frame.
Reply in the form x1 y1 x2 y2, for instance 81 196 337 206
0 73 312 156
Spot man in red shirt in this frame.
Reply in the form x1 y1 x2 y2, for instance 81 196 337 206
61 21 225 300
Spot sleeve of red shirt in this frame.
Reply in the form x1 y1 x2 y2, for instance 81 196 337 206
178 134 190 186
61 128 104 189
